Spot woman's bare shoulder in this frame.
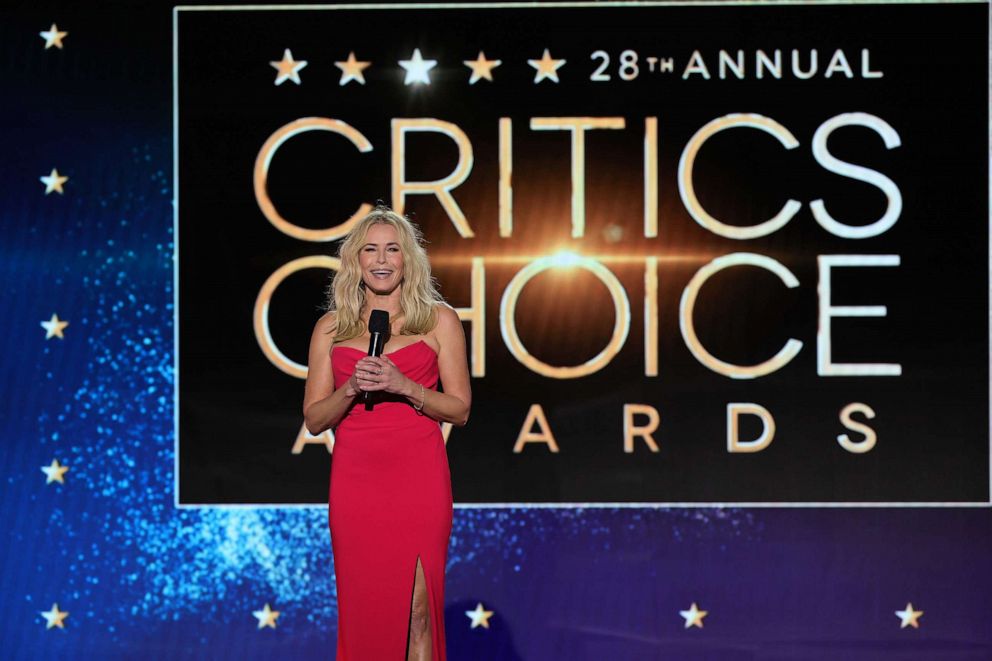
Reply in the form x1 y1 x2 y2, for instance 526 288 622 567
433 302 460 327
432 303 465 342
312 310 338 342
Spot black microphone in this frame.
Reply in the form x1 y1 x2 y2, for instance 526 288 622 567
364 309 390 410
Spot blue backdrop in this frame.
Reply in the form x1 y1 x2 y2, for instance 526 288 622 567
2 2 991 659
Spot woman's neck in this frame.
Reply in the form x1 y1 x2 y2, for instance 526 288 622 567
363 287 403 319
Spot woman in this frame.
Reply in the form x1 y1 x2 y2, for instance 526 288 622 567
303 204 471 661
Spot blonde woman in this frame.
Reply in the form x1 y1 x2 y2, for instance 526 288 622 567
303 204 471 661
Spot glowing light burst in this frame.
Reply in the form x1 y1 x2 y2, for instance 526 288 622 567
548 249 583 268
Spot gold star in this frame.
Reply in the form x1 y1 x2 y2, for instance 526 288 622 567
41 313 69 339
269 49 307 86
40 603 69 629
398 48 437 86
41 459 69 484
465 602 494 629
528 49 566 84
895 602 923 629
253 603 280 629
334 51 371 86
679 602 707 629
39 24 68 50
40 168 69 195
463 51 501 84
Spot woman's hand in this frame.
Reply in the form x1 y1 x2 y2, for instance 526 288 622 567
348 355 412 398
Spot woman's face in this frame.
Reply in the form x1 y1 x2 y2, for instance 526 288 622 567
359 223 404 295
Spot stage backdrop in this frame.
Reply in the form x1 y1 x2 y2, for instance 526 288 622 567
3 1 992 660
176 1 988 506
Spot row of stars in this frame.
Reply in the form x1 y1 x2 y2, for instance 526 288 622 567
38 601 925 631
673 603 925 629
33 28 74 639
271 48 565 86
37 25 565 85
39 602 494 631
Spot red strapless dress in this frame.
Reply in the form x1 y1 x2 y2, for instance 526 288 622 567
328 339 452 661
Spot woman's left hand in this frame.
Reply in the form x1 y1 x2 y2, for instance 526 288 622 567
353 355 411 395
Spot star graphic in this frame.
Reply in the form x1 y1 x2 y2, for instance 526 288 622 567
40 603 69 629
41 313 69 339
41 459 69 484
399 48 437 85
40 168 69 195
269 49 307 86
463 51 501 84
528 49 566 84
465 602 494 629
39 24 68 50
895 602 923 629
253 603 280 629
334 51 371 86
679 602 708 629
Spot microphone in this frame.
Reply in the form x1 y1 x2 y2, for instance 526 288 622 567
364 309 390 410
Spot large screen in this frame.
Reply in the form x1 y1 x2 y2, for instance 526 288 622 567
177 2 988 506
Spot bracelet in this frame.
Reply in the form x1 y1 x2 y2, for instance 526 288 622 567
414 383 426 414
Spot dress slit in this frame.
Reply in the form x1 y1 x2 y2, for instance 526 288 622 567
405 553 445 661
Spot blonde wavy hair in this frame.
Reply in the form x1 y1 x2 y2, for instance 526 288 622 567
324 205 444 342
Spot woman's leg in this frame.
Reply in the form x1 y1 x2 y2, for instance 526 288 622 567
406 557 433 661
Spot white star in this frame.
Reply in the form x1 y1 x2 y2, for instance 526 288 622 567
39 24 68 50
399 48 437 85
40 603 69 629
679 602 707 629
253 603 280 629
895 602 923 629
269 49 307 86
41 459 69 484
41 313 69 339
465 602 494 629
40 168 69 195
528 49 566 84
334 51 371 86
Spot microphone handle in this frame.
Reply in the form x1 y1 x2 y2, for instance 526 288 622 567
363 332 385 410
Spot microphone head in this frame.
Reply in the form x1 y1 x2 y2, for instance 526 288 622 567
368 309 390 334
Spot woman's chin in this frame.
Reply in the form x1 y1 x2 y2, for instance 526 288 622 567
363 279 400 296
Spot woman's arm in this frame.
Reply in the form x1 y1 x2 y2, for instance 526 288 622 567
364 305 472 426
302 312 362 435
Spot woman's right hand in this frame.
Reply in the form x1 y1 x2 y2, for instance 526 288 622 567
344 372 362 398
344 357 381 398
344 369 371 398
